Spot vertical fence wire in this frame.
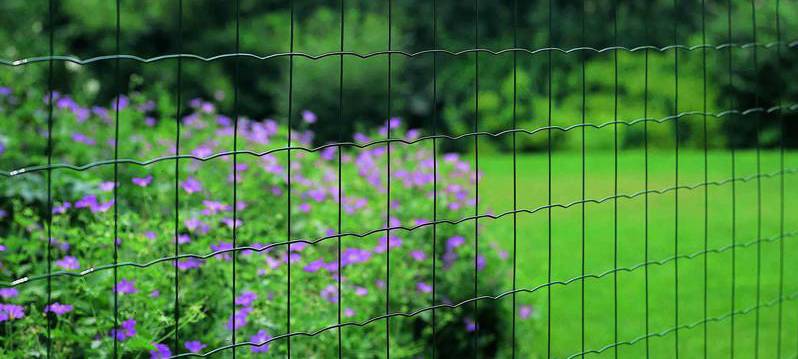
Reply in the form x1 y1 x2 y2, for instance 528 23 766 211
580 0 587 356
727 0 738 356
337 0 346 356
230 0 241 356
112 0 122 356
286 0 295 356
472 0 481 354
643 2 651 355
172 0 183 354
547 0 554 357
385 0 392 356
612 1 620 357
511 0 519 356
44 0 55 355
673 0 681 355
750 1 762 356
701 0 710 357
431 0 439 356
775 0 785 357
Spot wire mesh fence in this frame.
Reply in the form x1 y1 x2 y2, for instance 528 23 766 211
0 0 796 358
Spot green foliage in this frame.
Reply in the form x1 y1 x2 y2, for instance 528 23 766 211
0 88 510 357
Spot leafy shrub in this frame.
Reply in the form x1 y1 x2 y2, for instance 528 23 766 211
0 87 511 357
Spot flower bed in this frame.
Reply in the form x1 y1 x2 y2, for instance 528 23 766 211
0 89 511 357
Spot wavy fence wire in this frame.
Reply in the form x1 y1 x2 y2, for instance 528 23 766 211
1 0 796 358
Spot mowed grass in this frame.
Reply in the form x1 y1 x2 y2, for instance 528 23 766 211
476 149 798 358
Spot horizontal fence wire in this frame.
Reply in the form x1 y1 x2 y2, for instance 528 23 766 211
161 229 798 358
4 167 796 288
3 104 795 177
2 41 796 66
566 291 798 359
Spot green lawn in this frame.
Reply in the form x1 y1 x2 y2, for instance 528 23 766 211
478 150 798 358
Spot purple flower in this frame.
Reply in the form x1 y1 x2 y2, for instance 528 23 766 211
265 255 283 270
132 175 153 187
44 302 73 316
298 203 311 213
216 114 231 127
250 329 272 353
301 110 317 124
192 144 215 158
150 290 160 298
222 218 243 229
416 282 432 293
226 306 252 330
150 343 171 359
354 287 368 296
341 248 372 266
519 305 533 319
112 95 129 110
115 279 138 294
74 194 98 209
176 234 191 244
110 318 136 340
443 153 459 163
289 242 308 252
374 236 402 253
476 255 486 271
235 291 257 307
211 242 233 260
90 199 115 214
410 250 426 262
52 202 72 215
0 304 25 322
303 259 325 273
464 318 478 332
181 177 203 194
71 132 96 145
447 236 465 250
175 258 204 271
55 256 80 270
185 218 209 234
53 238 71 251
353 132 370 143
388 117 401 129
0 288 18 299
185 341 206 353
282 252 301 264
344 307 355 318
498 250 509 260
202 200 230 215
320 147 337 161
93 106 110 121
144 231 157 240
305 188 327 202
320 284 338 303
99 181 117 192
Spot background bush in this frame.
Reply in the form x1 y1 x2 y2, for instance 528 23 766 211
1 0 794 149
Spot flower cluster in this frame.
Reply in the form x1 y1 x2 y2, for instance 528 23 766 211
0 91 512 357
